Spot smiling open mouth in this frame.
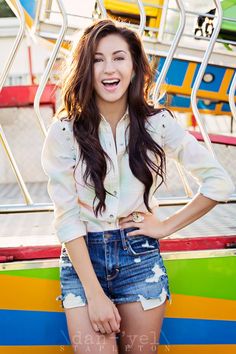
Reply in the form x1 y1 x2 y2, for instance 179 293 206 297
102 79 120 88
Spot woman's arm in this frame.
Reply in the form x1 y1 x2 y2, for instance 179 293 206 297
119 193 218 239
41 119 103 291
65 237 121 335
119 110 234 237
65 237 104 298
162 193 218 237
41 118 121 334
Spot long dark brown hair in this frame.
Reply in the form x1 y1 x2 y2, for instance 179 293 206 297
57 19 167 216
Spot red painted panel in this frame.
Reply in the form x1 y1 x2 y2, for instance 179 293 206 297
0 236 235 262
189 131 236 146
0 84 57 111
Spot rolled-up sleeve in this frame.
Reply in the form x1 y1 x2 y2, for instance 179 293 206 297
162 110 235 202
41 119 87 244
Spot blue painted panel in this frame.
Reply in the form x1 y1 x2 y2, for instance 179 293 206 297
160 318 236 345
198 99 217 110
170 95 190 108
19 0 36 19
226 73 236 94
222 103 231 112
0 310 70 345
1 310 236 346
191 64 226 92
155 58 188 86
169 95 217 110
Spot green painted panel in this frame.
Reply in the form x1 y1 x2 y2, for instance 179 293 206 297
164 256 236 301
1 255 236 301
0 268 59 281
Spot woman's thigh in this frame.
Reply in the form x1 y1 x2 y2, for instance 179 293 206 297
116 299 167 354
64 306 119 354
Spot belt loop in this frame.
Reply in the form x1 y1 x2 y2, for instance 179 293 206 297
102 231 106 242
120 228 128 250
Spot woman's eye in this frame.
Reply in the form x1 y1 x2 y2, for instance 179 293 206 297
114 57 125 61
94 58 103 63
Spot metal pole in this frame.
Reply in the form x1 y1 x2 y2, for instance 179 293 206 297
97 0 107 18
136 0 146 36
33 0 68 137
153 0 185 102
190 0 223 157
229 71 236 122
0 0 25 90
0 125 33 204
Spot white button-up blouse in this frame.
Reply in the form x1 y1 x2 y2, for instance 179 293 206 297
41 109 235 244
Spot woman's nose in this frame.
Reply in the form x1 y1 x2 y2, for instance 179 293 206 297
103 60 116 74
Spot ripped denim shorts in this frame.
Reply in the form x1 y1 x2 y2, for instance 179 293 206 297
56 227 171 311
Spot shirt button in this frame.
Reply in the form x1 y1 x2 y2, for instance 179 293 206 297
113 191 117 196
109 214 114 218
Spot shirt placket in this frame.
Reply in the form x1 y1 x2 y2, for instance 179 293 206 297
103 122 120 224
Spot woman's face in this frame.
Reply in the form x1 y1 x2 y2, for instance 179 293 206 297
93 33 133 108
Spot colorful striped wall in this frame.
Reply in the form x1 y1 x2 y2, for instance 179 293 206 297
0 253 235 353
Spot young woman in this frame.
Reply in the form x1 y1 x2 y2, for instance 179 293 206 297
41 19 234 354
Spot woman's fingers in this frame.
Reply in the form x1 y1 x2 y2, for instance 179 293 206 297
126 228 144 236
119 212 146 227
118 216 132 225
102 321 114 334
93 322 105 333
119 221 144 230
89 297 120 334
95 315 120 335
109 317 120 333
112 305 121 331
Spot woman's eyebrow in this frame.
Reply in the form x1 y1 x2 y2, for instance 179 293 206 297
94 50 127 55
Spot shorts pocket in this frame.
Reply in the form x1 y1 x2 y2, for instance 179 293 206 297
125 235 160 256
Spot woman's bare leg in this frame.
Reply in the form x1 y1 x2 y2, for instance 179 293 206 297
116 299 167 354
64 306 119 354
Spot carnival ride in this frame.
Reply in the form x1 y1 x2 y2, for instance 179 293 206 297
0 1 236 353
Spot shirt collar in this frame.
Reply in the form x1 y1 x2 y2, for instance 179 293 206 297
99 106 129 125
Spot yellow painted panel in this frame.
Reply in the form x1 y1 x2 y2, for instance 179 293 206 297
104 0 163 17
0 275 63 312
0 346 73 354
219 69 235 96
159 344 236 353
182 63 197 88
7 1 33 26
1 344 235 354
2 274 236 320
171 106 231 115
165 294 236 321
167 85 230 102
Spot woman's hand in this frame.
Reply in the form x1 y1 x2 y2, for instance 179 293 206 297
87 291 121 335
119 211 168 240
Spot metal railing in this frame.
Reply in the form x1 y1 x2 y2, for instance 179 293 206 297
137 0 146 35
0 0 25 90
153 0 194 198
229 71 236 122
0 0 34 206
190 0 223 158
153 0 185 102
33 0 68 137
0 0 235 217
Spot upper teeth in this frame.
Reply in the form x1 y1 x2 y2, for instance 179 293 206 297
102 79 119 84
